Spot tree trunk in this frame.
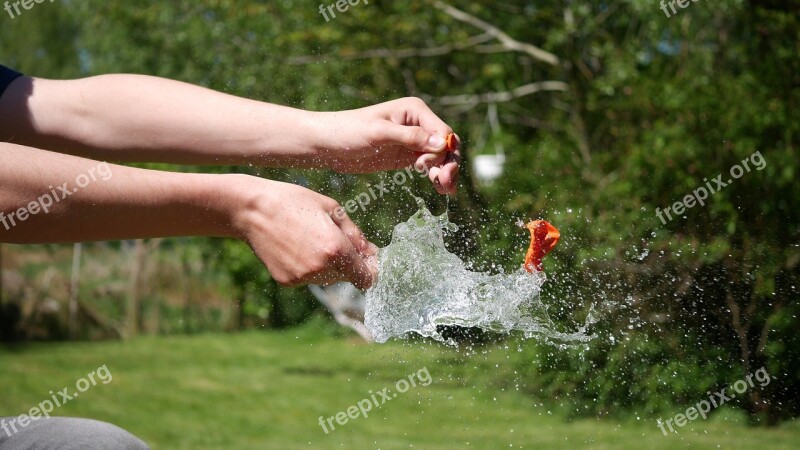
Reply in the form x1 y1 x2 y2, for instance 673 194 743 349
237 293 245 330
0 243 3 305
68 243 82 340
126 240 145 338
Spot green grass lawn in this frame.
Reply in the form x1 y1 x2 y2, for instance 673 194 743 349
1 319 798 449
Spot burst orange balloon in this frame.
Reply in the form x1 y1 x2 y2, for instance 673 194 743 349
445 133 457 152
524 220 560 272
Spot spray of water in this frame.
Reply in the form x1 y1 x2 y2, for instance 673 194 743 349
365 194 596 344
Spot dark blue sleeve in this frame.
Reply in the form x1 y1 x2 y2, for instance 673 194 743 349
0 65 23 99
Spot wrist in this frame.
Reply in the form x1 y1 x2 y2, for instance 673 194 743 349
254 107 330 169
302 110 336 168
208 173 276 241
181 173 261 239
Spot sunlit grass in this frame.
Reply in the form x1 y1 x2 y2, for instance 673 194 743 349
2 319 798 449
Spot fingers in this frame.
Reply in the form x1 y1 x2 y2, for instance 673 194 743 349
372 98 461 195
409 102 459 194
415 134 461 195
390 97 452 138
330 208 376 256
382 123 447 154
330 210 379 289
377 97 454 154
333 237 374 290
436 147 461 195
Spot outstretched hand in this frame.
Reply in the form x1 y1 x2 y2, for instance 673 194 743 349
312 97 461 195
229 176 379 289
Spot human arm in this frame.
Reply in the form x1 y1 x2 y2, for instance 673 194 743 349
0 74 460 194
0 142 377 289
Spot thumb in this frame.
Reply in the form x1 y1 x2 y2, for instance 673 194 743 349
382 123 447 153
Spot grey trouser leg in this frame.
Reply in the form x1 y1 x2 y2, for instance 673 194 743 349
0 417 148 450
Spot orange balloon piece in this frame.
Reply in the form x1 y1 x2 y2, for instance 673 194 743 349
524 220 560 272
445 133 457 152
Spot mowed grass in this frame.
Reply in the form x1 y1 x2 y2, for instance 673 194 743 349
1 320 798 449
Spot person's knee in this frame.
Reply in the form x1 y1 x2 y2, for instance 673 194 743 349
0 417 148 450
68 418 149 449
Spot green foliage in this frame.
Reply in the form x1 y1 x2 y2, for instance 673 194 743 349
1 0 797 424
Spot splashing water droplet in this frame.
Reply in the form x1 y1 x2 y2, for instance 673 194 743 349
365 194 595 344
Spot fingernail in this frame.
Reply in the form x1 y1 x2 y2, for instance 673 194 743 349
428 135 445 149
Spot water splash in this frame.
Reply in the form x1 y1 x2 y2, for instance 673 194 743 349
365 195 596 344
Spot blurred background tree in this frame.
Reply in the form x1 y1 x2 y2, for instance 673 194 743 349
0 0 797 424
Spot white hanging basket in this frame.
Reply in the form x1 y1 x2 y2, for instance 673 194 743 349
473 154 506 184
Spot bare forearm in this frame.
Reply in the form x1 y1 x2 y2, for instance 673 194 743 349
0 143 241 243
0 142 378 288
0 74 325 167
0 74 460 192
